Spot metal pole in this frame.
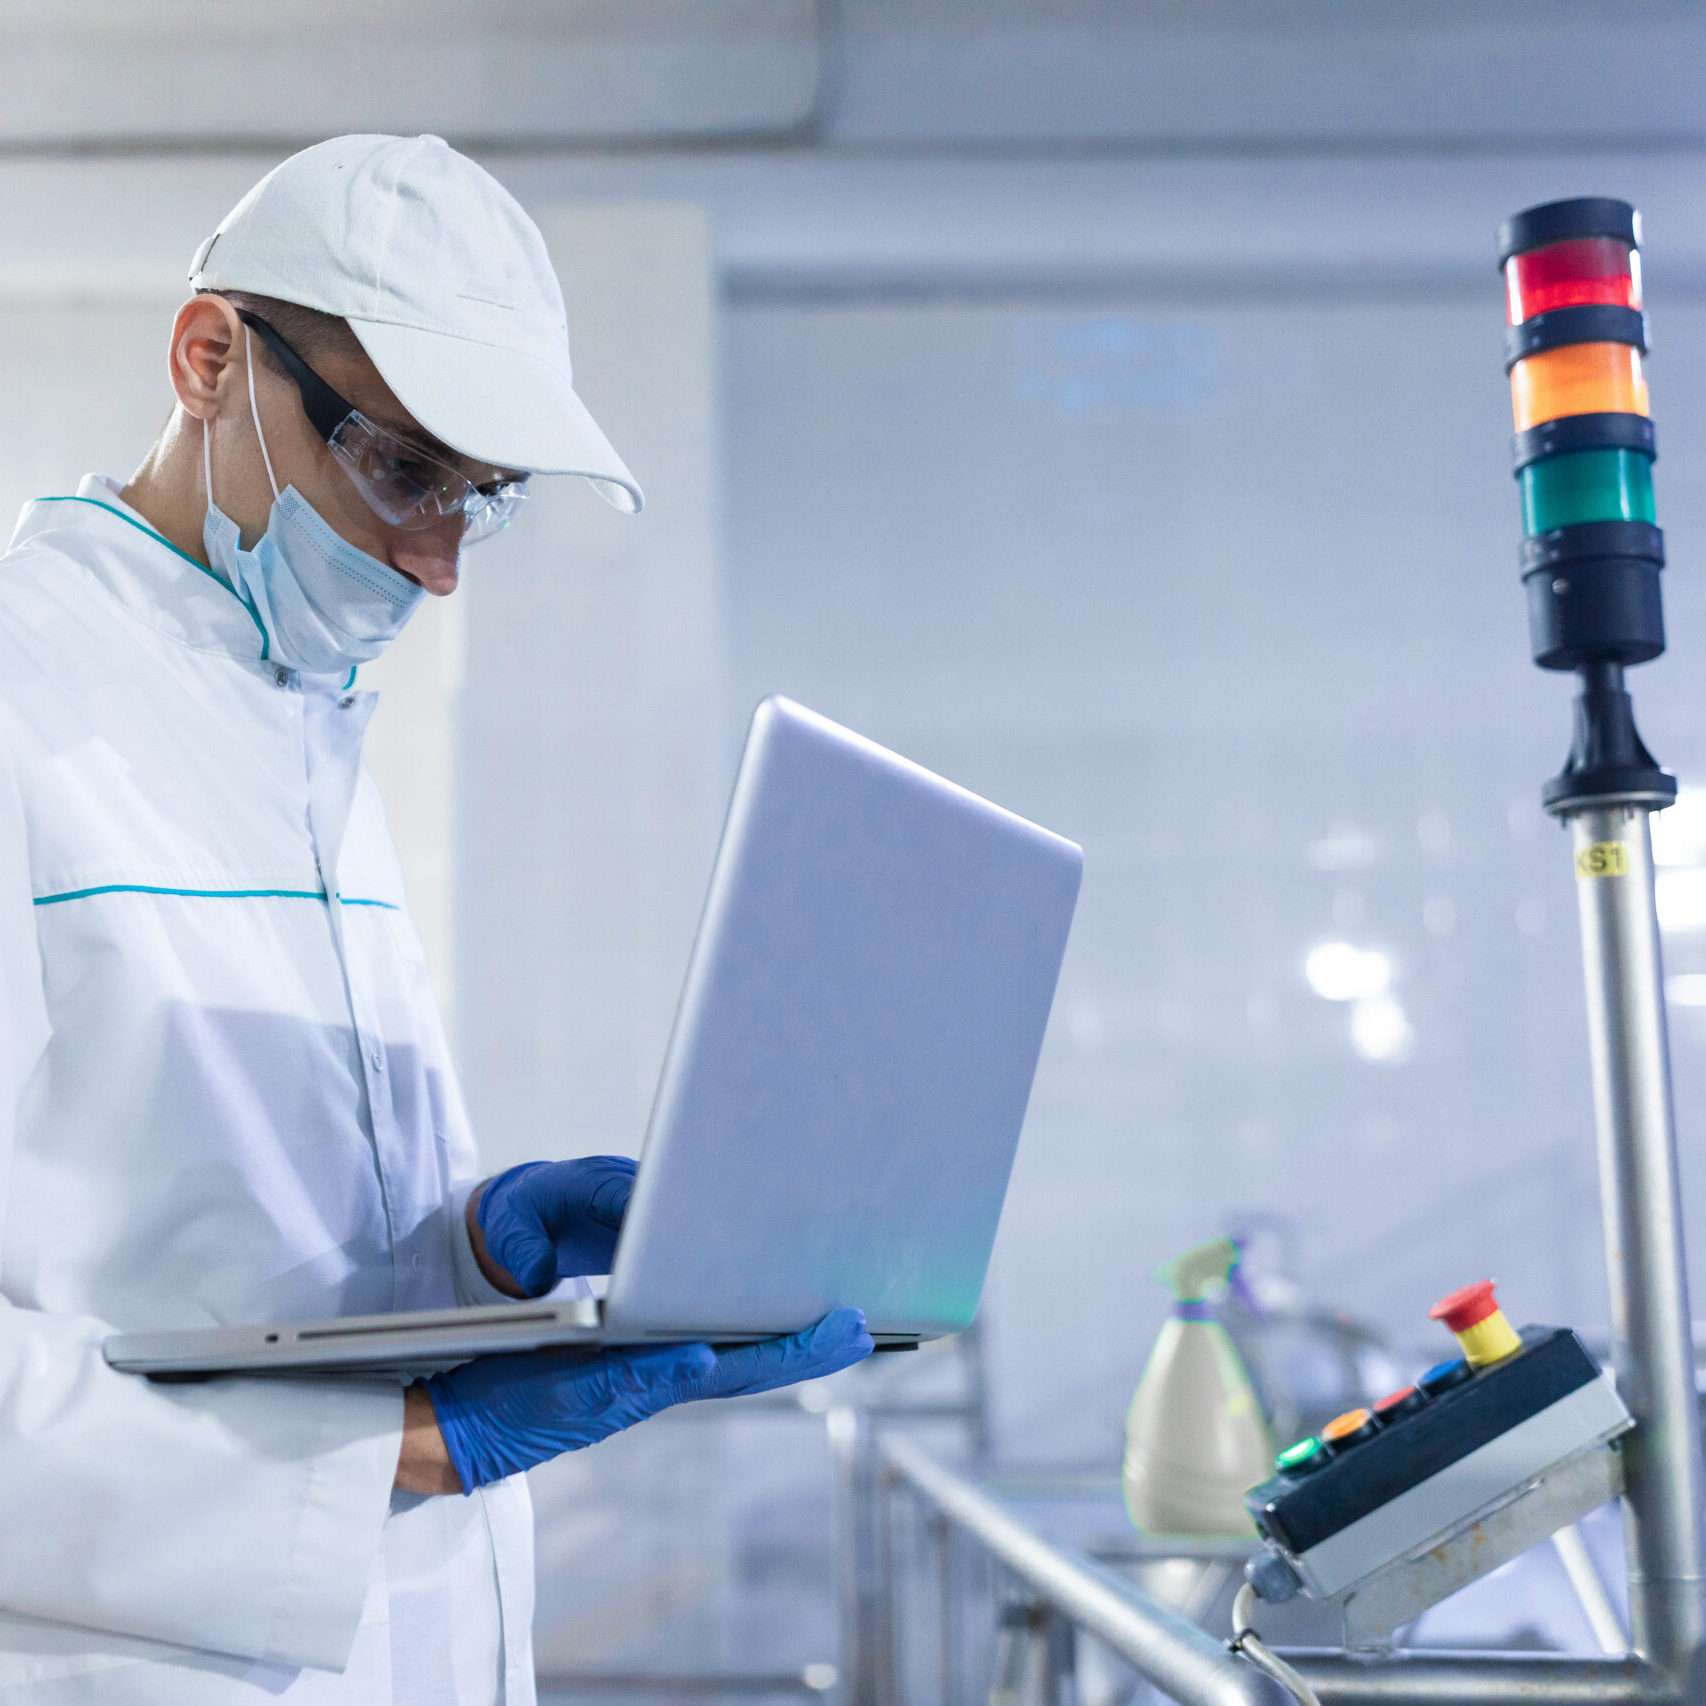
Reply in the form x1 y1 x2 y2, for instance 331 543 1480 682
830 1404 887 1706
989 1594 1040 1706
876 1460 901 1706
537 1672 835 1699
962 1317 995 1463
1040 1610 1078 1706
1552 1523 1629 1657
1562 802 1706 1692
1281 1651 1657 1706
933 1514 961 1706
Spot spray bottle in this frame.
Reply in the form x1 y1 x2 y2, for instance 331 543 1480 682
1122 1235 1275 1537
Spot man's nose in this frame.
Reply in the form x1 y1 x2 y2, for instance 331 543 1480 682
388 517 463 593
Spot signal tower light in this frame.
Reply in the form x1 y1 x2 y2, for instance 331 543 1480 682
1499 196 1671 809
1489 198 1706 1701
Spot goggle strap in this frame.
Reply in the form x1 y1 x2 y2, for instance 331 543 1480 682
235 310 351 442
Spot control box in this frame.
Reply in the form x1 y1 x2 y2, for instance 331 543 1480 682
1244 1283 1631 1613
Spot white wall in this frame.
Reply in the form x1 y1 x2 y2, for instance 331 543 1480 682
452 202 727 1169
0 303 175 525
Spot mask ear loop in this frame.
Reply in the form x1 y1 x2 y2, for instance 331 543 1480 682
243 325 282 504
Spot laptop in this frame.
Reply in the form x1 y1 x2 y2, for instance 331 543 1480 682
105 696 1083 1379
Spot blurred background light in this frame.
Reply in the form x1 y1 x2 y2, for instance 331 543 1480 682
1305 941 1395 1003
1350 995 1417 1065
1651 789 1706 867
1657 870 1706 931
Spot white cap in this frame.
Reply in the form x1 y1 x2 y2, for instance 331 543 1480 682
188 132 642 513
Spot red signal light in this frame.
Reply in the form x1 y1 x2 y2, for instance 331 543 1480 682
1506 236 1642 325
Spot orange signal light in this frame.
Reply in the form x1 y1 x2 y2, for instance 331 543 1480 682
1510 341 1649 434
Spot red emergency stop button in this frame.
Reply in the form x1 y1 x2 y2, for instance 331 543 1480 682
1431 1280 1497 1331
1429 1279 1522 1367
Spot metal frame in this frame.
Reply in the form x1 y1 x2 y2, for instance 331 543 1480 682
1562 803 1706 1694
861 790 1706 1706
870 1437 1681 1706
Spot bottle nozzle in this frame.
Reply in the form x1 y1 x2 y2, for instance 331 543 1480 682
1158 1236 1241 1304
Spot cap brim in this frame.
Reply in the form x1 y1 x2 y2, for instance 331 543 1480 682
345 317 643 514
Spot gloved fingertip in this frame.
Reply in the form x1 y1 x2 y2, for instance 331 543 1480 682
823 1307 876 1371
666 1341 720 1401
649 1340 716 1387
588 1181 630 1226
626 1338 710 1370
812 1306 866 1346
682 1341 718 1377
583 1156 638 1228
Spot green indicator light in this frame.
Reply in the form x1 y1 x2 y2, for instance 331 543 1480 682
1520 447 1655 535
1275 1437 1324 1474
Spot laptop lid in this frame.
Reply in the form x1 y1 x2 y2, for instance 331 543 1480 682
603 696 1082 1341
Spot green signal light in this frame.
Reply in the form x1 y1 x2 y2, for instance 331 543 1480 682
1521 446 1655 535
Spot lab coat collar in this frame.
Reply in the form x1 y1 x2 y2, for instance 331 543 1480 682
7 473 306 674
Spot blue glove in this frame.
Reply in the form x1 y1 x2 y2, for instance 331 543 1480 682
423 1307 875 1492
474 1155 637 1296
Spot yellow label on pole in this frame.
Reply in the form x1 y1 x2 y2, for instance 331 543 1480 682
1576 841 1630 879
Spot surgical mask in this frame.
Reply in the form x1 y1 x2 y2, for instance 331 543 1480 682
201 326 427 675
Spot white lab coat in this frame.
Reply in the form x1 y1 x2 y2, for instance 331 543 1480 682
0 474 554 1704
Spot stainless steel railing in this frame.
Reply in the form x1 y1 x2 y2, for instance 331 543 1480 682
869 1431 1687 1706
871 1428 1289 1706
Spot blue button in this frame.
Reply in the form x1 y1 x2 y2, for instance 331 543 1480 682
1418 1356 1473 1397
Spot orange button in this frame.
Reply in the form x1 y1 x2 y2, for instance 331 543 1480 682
1322 1407 1373 1443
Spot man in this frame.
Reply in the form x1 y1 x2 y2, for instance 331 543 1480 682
0 133 870 1704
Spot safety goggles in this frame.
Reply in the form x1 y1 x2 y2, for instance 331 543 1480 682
235 309 529 546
